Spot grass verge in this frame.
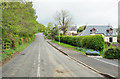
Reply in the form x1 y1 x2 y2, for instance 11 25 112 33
51 40 86 54
0 38 35 64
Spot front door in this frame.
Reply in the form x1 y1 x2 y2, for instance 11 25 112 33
109 37 113 42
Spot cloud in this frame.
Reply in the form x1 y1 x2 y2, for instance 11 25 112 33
32 0 119 28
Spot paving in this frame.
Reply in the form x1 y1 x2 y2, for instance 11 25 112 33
48 41 119 78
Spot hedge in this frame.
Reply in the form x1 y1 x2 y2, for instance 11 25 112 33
104 48 120 59
55 35 105 51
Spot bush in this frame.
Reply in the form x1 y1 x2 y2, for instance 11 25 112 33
46 36 51 39
104 48 120 59
105 42 111 46
55 35 105 51
14 37 19 48
85 35 104 51
19 38 23 45
3 49 15 56
43 32 48 36
117 38 120 43
3 38 12 44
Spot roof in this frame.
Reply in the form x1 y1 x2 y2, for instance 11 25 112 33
67 26 77 31
79 25 117 36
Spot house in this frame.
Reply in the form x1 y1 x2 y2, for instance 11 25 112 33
66 26 78 36
78 25 117 42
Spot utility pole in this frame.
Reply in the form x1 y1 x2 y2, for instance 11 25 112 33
58 25 60 45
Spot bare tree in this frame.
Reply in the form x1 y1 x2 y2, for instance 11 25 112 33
54 10 72 35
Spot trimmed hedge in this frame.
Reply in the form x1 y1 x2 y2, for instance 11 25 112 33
55 35 105 51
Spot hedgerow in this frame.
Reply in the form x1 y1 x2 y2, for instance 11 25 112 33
55 35 105 51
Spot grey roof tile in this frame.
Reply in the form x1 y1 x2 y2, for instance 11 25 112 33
80 25 117 36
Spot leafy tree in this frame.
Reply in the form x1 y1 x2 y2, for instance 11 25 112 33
50 25 59 39
77 26 85 33
117 28 120 38
54 10 72 35
2 1 45 48
2 2 44 39
47 22 53 30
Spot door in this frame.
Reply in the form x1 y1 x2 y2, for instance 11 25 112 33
109 37 113 42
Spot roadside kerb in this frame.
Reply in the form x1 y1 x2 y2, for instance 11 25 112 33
47 41 116 79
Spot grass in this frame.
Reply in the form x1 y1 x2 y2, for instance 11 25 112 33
1 39 34 60
51 40 102 55
15 40 33 52
52 40 120 59
51 40 86 54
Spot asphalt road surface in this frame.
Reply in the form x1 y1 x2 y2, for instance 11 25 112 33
2 33 103 77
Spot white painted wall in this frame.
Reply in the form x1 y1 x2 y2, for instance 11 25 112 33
104 36 117 42
67 31 77 34
104 37 109 42
113 37 117 42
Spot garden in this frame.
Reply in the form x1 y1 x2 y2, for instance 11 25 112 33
52 35 120 59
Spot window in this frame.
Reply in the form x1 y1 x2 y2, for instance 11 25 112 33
90 28 96 34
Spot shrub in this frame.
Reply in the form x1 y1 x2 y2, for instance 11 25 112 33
85 35 105 51
55 35 105 51
46 36 51 39
43 32 48 36
19 38 23 45
3 49 15 56
104 48 120 59
3 38 12 44
117 38 120 43
105 42 111 46
14 37 19 48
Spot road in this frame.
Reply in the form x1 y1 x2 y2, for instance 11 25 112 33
2 33 103 77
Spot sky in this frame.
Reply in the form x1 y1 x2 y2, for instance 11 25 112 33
31 0 119 28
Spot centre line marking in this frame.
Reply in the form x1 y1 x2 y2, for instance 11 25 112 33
37 41 40 77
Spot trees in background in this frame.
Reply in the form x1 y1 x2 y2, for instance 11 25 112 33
50 25 59 39
2 2 44 39
2 2 45 48
117 28 120 43
117 28 120 38
77 26 85 33
44 22 58 39
47 22 53 31
54 10 72 35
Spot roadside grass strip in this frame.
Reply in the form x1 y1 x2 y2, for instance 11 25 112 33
1 39 34 65
51 40 101 55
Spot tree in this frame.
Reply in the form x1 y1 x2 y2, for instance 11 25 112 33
50 25 59 39
2 1 45 43
47 22 53 32
117 28 120 38
54 10 72 35
77 26 85 33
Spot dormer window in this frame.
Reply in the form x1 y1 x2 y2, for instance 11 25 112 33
90 28 96 34
107 28 113 34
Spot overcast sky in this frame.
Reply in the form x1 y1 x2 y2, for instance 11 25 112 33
32 0 119 28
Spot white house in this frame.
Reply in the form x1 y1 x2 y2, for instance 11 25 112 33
66 26 77 36
78 25 117 42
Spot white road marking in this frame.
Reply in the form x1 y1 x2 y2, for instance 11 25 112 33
93 57 118 67
37 42 40 77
